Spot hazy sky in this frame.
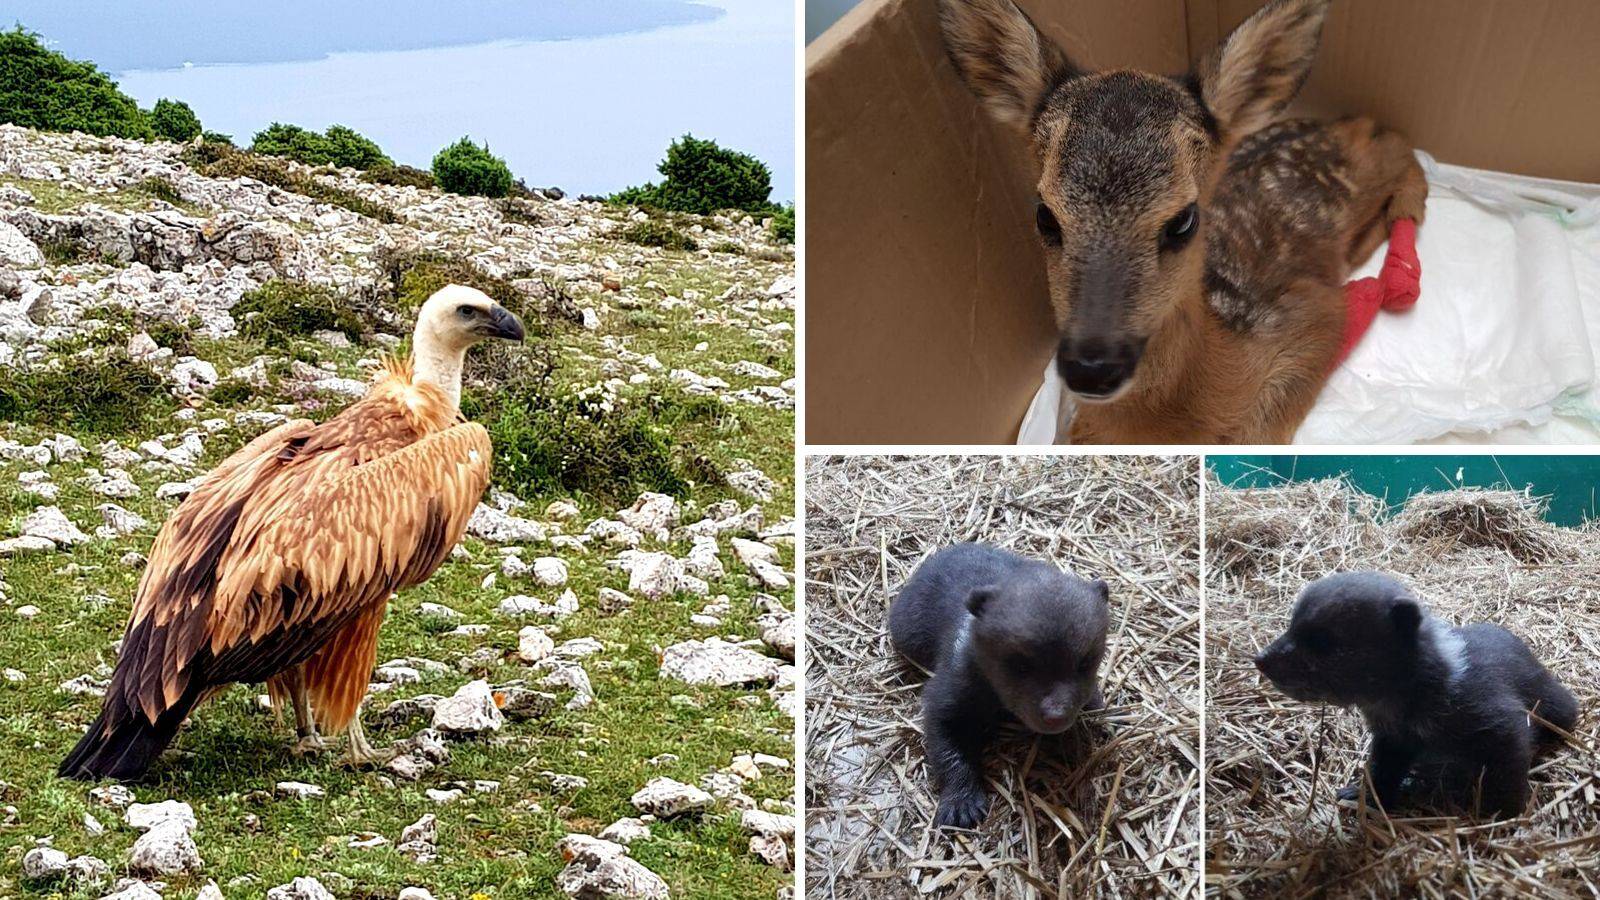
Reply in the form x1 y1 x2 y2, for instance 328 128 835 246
9 1 794 200
6 1 722 70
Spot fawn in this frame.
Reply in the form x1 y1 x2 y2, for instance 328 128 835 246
940 0 1427 443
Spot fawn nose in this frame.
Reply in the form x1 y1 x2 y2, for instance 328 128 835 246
1056 337 1143 399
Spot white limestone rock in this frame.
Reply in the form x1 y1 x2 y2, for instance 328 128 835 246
431 679 504 734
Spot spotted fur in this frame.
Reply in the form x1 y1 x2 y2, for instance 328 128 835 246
939 0 1430 443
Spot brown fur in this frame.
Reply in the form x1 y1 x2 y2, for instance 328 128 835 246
939 0 1429 443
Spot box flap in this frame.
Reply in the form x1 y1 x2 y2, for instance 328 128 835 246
1192 0 1600 183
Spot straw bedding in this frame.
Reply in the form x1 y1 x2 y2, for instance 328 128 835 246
805 455 1201 899
1206 477 1600 899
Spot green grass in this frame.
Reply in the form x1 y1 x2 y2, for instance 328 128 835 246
0 490 793 898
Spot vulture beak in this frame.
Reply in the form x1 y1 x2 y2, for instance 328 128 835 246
482 304 525 342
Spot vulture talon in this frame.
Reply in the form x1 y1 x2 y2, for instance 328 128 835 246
293 733 328 756
343 719 397 769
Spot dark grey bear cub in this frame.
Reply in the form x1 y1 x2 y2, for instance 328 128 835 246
889 542 1110 829
1255 571 1577 819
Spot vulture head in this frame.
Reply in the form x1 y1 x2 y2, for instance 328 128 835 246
415 284 526 353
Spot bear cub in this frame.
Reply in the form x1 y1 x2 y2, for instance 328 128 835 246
1255 571 1577 819
890 542 1110 829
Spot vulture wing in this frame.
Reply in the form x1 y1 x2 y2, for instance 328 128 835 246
62 418 491 781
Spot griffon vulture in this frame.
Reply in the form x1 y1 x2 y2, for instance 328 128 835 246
60 284 524 781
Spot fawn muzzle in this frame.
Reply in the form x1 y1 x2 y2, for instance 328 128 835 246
1056 335 1145 400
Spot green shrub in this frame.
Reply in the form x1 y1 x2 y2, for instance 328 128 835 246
251 122 390 170
0 349 175 435
201 130 234 146
495 197 542 226
206 378 256 406
0 28 152 139
322 125 391 169
184 143 398 223
232 280 368 346
147 98 201 142
143 316 198 354
432 137 513 198
37 238 86 265
610 134 773 215
131 176 184 206
362 163 435 189
709 240 744 255
770 204 794 243
620 219 698 252
463 385 725 503
250 123 323 162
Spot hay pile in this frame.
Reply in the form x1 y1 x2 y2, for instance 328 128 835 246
1206 477 1600 898
805 455 1200 899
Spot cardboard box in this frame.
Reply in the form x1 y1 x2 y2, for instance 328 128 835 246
805 0 1600 444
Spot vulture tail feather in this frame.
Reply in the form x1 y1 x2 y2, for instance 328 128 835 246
58 698 190 782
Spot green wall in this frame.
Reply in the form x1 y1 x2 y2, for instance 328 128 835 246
1208 455 1600 526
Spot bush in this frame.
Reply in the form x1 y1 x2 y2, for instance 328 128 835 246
362 163 434 189
131 176 184 207
610 134 773 215
495 197 542 226
200 130 234 146
147 98 201 142
432 137 513 198
770 204 794 243
0 28 152 138
232 280 368 346
0 349 175 435
620 219 698 252
322 124 391 169
463 384 726 503
184 143 399 223
251 122 390 170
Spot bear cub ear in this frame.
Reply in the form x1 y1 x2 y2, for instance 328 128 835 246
1389 597 1422 636
966 586 998 617
1090 577 1110 604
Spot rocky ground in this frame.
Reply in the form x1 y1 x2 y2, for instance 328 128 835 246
0 124 795 899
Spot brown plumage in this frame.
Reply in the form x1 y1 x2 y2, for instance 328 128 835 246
61 285 524 781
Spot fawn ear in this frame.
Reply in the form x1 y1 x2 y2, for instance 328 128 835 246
1195 0 1331 142
938 0 1079 130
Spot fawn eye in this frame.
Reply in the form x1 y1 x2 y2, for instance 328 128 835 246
1035 202 1062 245
1161 203 1199 250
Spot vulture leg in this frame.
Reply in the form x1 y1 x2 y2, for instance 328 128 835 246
284 665 326 755
344 716 397 767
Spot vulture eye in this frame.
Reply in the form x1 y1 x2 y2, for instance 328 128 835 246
456 304 476 318
1161 203 1199 250
1035 202 1062 246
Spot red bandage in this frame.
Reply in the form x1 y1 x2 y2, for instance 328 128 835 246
1336 218 1421 365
